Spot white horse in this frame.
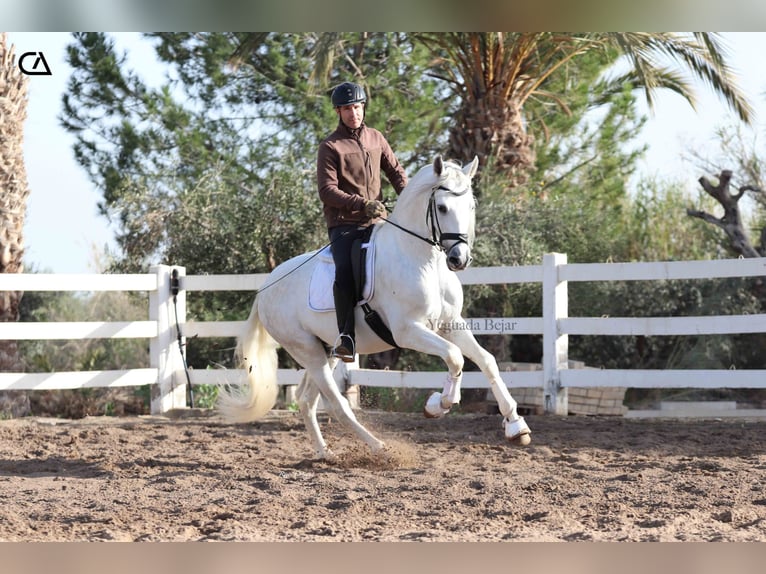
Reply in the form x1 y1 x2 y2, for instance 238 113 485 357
219 155 531 459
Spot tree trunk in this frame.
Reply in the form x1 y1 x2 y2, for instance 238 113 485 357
448 94 535 187
0 33 31 417
687 170 762 258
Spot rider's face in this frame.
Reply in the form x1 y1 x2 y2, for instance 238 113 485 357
336 103 364 129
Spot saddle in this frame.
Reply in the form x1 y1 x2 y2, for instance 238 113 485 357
308 227 398 348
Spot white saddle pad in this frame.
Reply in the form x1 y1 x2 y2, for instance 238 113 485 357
308 240 376 312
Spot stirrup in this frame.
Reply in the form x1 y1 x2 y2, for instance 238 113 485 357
331 334 356 363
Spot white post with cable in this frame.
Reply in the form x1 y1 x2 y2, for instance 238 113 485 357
149 265 188 413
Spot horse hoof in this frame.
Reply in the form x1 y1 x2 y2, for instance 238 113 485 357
510 432 532 446
423 407 440 419
503 416 531 445
318 448 337 462
423 392 449 418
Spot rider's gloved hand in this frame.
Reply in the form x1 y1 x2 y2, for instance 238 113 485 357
364 199 386 218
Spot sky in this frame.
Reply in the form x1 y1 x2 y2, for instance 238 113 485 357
8 32 161 273
6 32 766 274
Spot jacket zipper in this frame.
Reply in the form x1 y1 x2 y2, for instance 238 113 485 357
352 130 371 199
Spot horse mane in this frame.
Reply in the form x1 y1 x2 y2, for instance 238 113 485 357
404 157 473 196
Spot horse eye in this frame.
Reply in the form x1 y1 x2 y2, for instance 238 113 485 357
437 204 448 214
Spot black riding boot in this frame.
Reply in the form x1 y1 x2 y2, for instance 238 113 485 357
332 282 356 362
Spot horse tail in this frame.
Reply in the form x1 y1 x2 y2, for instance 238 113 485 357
218 297 280 422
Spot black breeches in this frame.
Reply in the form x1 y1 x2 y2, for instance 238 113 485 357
328 225 367 336
329 225 367 294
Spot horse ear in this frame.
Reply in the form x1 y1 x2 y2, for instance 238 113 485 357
463 156 479 179
434 155 444 177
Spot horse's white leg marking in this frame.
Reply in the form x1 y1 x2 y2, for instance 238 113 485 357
423 371 462 418
296 371 331 459
445 325 531 444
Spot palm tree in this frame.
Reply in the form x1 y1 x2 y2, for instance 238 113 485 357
231 32 752 184
416 32 752 180
0 33 31 417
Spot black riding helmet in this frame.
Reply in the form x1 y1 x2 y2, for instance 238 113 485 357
331 82 367 108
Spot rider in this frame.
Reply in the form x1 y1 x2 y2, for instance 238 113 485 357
317 81 408 362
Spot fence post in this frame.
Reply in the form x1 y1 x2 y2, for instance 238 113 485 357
542 253 568 415
149 265 188 414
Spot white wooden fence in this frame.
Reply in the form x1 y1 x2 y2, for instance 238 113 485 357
1 255 765 415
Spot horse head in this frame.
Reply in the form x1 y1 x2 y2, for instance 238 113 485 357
428 155 479 271
390 155 479 271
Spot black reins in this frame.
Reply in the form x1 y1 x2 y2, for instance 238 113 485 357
255 181 471 296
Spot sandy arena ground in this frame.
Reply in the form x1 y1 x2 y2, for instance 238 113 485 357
1 410 765 541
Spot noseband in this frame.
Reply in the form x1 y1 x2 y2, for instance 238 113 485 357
426 185 471 253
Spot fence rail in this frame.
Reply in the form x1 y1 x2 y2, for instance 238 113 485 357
1 255 765 415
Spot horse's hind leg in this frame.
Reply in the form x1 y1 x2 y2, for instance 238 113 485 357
307 362 386 454
295 371 332 460
285 340 386 456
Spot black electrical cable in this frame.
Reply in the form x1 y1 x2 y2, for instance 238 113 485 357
171 268 194 408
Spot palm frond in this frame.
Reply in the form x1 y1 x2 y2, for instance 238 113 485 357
607 32 753 124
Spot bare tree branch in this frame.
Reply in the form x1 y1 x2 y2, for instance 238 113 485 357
738 184 763 195
686 208 725 228
688 170 762 258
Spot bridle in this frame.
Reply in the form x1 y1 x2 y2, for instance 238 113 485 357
427 184 471 254
382 182 472 256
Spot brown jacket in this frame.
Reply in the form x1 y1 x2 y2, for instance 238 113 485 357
317 122 408 229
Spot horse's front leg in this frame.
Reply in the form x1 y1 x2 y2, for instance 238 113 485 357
394 323 465 418
445 325 531 446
